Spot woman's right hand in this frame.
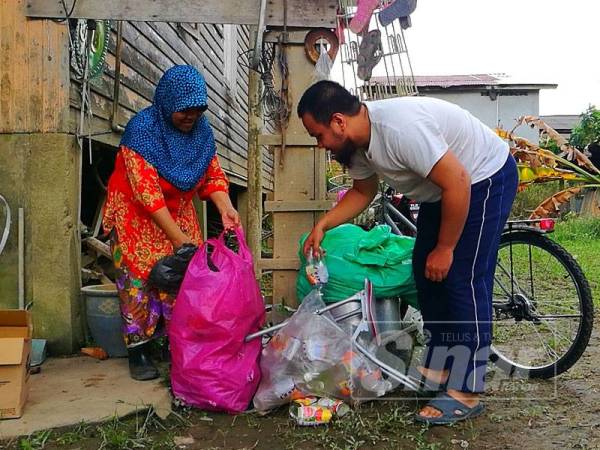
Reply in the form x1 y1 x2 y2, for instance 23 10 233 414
303 223 326 258
172 233 193 249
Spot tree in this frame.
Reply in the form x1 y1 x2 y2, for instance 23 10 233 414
570 105 600 151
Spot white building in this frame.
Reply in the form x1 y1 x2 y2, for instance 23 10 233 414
370 74 557 143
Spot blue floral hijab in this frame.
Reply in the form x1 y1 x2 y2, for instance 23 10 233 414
120 65 216 191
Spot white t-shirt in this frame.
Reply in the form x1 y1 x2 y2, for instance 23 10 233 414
348 97 510 202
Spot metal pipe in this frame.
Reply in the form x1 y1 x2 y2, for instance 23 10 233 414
352 339 422 392
247 25 264 277
245 293 363 342
385 202 417 232
0 195 11 257
110 20 125 133
18 208 24 310
384 212 402 235
251 0 268 70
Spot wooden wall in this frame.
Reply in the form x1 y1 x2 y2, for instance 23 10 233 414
0 0 70 133
69 20 273 189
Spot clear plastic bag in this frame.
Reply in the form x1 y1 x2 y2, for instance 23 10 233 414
253 290 391 412
312 44 333 83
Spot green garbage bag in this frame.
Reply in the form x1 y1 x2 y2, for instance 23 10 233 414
297 224 418 308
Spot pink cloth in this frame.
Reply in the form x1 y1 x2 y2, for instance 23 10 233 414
349 0 380 34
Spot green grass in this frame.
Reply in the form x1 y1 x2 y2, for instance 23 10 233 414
280 403 441 450
552 215 600 306
487 214 599 367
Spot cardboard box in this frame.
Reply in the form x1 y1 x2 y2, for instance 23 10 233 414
0 310 32 419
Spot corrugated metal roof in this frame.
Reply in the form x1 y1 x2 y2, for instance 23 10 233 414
540 115 581 131
370 74 500 88
369 74 557 90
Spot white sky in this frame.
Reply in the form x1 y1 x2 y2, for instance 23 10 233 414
402 0 600 115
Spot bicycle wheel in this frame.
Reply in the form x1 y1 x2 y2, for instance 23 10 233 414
490 230 594 379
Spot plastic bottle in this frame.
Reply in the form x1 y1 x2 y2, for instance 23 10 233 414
289 405 333 426
316 398 351 417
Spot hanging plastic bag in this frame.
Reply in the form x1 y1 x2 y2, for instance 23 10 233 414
312 42 333 83
169 227 265 414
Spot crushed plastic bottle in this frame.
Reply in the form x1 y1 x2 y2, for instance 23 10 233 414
289 405 333 426
305 251 329 286
316 398 351 417
292 396 319 406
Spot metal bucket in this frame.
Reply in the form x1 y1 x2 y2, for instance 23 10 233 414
81 284 128 358
329 299 362 331
328 297 402 336
373 297 401 336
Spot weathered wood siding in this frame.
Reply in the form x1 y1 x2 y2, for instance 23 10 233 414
69 21 273 189
0 0 70 133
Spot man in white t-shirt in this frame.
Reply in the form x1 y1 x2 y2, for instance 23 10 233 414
298 81 518 425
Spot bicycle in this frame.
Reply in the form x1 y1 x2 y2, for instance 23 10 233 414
373 184 594 379
250 183 594 391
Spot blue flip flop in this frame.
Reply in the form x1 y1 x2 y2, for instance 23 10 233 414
414 392 485 425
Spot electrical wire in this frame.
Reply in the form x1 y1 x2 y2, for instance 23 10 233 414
238 42 290 126
52 0 78 23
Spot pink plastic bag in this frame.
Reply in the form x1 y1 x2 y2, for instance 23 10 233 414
169 227 265 413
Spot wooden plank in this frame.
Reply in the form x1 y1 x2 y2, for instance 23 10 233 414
259 134 317 147
273 146 316 201
265 200 333 212
27 12 44 130
0 0 15 131
258 258 300 271
0 1 68 133
270 35 328 307
83 237 111 259
42 19 69 132
26 0 337 27
13 0 28 130
314 144 328 201
264 30 313 44
273 271 299 307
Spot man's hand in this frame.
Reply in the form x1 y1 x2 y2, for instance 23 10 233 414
425 245 454 282
303 224 326 258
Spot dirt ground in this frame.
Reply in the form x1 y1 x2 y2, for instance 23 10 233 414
159 327 600 450
2 328 598 450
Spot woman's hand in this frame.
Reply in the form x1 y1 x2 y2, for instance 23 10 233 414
221 207 241 230
172 233 193 249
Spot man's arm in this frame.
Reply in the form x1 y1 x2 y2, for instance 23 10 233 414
303 174 379 256
425 150 471 282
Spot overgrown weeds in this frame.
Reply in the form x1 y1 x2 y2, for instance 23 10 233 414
553 213 600 242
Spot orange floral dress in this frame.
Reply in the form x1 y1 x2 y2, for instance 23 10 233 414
102 146 229 347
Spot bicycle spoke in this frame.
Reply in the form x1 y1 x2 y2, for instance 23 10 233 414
491 232 591 376
526 320 560 362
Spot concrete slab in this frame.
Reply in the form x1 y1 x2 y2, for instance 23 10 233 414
0 356 171 439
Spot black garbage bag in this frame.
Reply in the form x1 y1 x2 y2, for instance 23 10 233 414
148 244 198 294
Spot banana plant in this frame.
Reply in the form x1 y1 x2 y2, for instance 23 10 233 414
496 116 600 218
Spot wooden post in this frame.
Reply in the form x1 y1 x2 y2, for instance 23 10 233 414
265 30 327 308
247 25 263 277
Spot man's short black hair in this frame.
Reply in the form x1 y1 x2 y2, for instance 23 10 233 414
297 80 362 124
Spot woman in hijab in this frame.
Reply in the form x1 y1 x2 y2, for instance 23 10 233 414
103 65 240 380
